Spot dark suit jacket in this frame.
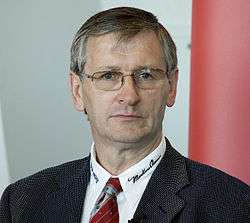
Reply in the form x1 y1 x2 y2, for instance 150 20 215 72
0 138 249 222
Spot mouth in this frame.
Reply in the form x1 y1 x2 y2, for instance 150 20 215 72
110 113 143 121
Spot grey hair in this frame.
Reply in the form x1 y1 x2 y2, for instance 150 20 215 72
70 7 177 77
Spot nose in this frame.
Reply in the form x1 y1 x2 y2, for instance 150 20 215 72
116 76 140 106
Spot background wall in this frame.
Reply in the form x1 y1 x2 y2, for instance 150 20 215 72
0 0 192 195
0 103 9 196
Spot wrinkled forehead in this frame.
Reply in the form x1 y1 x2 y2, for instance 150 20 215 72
86 31 163 54
85 31 165 69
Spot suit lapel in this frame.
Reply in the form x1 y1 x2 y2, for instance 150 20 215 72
132 138 189 222
38 156 91 223
33 139 188 223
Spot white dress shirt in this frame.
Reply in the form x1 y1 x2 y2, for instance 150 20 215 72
81 137 166 223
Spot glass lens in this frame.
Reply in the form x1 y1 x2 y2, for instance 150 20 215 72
93 71 122 90
134 69 166 89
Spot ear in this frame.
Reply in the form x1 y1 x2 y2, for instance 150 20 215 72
166 68 178 107
69 72 85 111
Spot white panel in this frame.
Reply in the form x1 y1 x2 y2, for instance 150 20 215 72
0 103 10 196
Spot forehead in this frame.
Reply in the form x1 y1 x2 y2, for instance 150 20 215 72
85 31 166 71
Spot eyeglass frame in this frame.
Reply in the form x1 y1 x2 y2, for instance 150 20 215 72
78 67 170 91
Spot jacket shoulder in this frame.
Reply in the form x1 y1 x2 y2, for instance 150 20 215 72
184 157 249 191
13 157 89 189
180 157 250 220
0 157 90 214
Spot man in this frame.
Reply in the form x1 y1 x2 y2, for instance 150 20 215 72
0 7 249 223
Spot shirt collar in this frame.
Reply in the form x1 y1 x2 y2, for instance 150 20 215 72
89 136 166 196
89 145 111 192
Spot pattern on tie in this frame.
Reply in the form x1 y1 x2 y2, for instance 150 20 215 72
89 178 122 223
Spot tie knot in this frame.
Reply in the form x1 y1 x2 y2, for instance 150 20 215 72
105 177 122 195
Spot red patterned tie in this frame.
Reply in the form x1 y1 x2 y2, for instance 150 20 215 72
89 178 122 223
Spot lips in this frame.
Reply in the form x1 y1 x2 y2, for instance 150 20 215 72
110 113 143 120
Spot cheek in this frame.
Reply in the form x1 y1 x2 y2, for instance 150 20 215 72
146 90 168 111
86 93 113 121
143 91 168 125
83 85 105 111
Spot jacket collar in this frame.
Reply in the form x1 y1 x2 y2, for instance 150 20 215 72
131 138 190 223
37 137 189 223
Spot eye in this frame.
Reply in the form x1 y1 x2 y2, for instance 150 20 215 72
99 71 120 80
137 72 154 80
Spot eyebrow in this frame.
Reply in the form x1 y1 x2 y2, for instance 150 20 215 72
95 65 165 73
131 65 165 73
95 65 121 71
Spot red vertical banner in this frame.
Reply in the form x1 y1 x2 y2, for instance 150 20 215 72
189 0 250 184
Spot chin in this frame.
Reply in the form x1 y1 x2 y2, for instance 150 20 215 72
108 128 152 144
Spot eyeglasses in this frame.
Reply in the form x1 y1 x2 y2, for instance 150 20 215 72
79 68 168 91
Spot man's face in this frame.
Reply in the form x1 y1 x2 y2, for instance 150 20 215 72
71 31 178 145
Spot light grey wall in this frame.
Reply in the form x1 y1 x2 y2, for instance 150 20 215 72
0 103 9 195
0 0 192 184
0 0 102 182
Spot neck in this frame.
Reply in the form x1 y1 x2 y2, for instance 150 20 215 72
94 132 162 175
